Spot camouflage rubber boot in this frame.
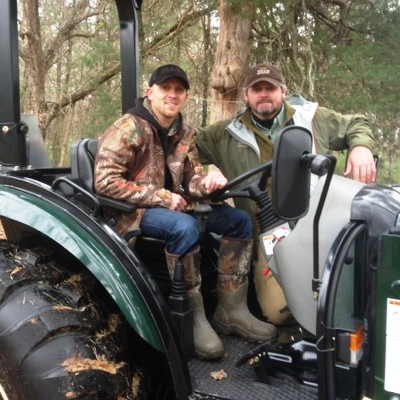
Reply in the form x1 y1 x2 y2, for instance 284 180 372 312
165 247 224 360
211 237 277 343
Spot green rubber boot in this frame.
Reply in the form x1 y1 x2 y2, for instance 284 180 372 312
165 247 224 360
212 281 277 342
211 237 277 342
188 289 224 360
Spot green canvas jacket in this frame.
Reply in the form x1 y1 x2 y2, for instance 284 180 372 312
196 96 375 229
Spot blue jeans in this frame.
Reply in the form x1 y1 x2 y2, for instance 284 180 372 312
140 204 252 255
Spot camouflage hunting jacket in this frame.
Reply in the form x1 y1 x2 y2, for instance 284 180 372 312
94 97 209 239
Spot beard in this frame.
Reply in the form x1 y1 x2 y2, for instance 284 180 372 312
253 101 279 119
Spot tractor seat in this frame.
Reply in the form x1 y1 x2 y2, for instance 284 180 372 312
70 138 137 219
71 138 99 195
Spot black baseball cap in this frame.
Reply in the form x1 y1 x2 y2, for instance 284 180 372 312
149 64 190 90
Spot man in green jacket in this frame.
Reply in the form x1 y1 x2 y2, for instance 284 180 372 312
195 63 376 325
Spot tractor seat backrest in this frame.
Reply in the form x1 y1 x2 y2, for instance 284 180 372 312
69 137 140 238
70 138 99 192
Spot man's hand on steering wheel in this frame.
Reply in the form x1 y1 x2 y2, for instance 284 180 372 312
209 161 273 203
201 170 228 194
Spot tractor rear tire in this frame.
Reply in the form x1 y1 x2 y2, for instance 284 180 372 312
0 242 149 400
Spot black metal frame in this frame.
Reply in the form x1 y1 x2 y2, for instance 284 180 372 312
0 0 142 167
316 222 367 399
0 0 26 166
115 0 142 113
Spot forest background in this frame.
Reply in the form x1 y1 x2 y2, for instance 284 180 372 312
18 0 400 183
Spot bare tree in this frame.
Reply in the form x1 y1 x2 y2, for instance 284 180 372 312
19 0 116 137
16 0 400 180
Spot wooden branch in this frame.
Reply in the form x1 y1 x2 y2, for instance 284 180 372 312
143 6 212 54
323 0 347 9
43 63 121 131
44 1 111 70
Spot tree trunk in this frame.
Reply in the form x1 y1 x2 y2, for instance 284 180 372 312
20 0 48 137
210 0 255 123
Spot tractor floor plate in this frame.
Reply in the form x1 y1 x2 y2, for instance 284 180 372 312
188 334 318 400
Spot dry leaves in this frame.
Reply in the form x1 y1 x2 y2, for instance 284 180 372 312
62 354 125 374
210 369 227 380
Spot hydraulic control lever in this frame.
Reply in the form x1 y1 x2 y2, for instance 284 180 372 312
194 204 212 241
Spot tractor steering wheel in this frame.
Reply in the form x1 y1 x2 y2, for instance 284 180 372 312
209 160 273 203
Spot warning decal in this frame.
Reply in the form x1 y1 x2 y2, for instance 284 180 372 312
385 298 400 394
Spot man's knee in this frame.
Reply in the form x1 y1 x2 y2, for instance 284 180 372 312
230 208 252 238
172 214 199 246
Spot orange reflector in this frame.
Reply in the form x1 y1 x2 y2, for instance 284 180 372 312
350 325 364 351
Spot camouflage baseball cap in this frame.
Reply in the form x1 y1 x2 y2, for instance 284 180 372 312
243 64 285 88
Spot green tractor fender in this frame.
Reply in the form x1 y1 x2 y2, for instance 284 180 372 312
0 174 174 353
0 174 192 398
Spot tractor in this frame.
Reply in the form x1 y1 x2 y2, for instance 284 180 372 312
1 1 400 399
